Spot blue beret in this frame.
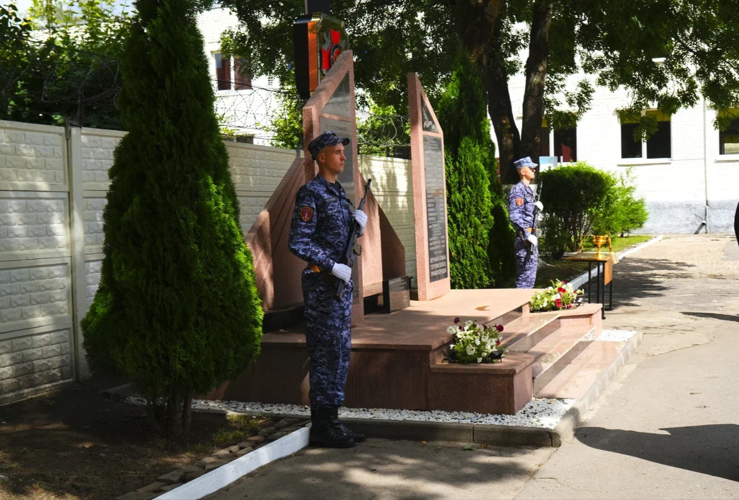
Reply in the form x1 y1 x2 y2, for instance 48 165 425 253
307 131 350 160
514 157 538 169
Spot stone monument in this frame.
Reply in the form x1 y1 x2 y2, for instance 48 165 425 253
408 73 451 301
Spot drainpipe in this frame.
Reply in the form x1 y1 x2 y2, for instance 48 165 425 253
703 96 710 233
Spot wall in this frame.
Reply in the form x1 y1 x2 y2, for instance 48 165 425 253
0 120 75 403
495 69 739 234
0 119 416 403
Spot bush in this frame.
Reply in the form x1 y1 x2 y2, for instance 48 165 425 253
540 162 648 255
592 168 648 236
540 162 613 253
82 0 263 438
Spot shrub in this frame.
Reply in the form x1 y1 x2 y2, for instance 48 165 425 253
82 0 263 438
592 168 648 236
540 162 613 252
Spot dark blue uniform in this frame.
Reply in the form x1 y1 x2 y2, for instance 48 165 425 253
509 180 538 288
288 175 355 410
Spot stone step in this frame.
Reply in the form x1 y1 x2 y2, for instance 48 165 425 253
529 325 595 393
535 339 626 399
500 313 560 352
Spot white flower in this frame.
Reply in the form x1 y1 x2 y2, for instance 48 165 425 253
447 326 457 335
477 357 482 363
475 338 480 346
449 344 455 349
466 344 475 356
554 293 561 300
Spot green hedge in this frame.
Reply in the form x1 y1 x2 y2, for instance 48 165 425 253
540 162 647 257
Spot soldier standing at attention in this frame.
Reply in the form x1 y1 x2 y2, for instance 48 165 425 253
288 131 368 448
509 157 544 288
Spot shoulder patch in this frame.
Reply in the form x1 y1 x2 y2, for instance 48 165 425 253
300 206 314 222
515 197 524 206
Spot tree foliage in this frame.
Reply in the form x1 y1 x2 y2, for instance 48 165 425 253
82 0 263 438
217 0 739 183
0 0 130 128
592 168 648 237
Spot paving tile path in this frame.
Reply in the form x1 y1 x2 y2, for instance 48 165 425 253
209 234 739 500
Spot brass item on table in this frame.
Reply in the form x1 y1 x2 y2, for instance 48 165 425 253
607 235 619 264
592 235 608 259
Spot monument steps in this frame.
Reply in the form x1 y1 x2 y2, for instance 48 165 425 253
501 314 561 352
535 338 627 399
530 326 595 393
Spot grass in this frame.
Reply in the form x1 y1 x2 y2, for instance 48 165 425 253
535 235 654 288
582 234 653 253
211 414 270 446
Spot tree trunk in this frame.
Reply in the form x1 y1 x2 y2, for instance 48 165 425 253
482 20 521 185
520 0 554 163
166 389 183 438
182 394 193 436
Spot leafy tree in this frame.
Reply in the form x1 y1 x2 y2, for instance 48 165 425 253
82 0 263 438
0 0 130 128
217 0 739 183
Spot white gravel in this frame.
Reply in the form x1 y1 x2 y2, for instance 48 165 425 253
597 329 637 342
126 395 575 429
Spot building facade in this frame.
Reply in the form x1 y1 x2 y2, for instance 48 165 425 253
499 74 739 234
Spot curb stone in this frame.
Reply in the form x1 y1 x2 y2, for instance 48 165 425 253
113 415 308 500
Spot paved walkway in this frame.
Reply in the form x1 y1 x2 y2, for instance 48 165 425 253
209 234 739 500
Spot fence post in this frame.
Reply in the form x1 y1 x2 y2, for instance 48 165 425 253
65 122 90 380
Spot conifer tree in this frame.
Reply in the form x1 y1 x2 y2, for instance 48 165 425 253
82 0 263 438
438 53 516 288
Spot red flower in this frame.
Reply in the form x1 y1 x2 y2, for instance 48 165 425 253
555 298 562 308
496 324 504 332
558 287 567 294
562 281 567 284
566 304 572 309
454 317 460 324
496 339 501 346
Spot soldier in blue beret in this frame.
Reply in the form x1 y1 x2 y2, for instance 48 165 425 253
288 131 368 448
509 157 544 288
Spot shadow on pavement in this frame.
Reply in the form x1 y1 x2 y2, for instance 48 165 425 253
577 425 739 482
601 257 696 309
681 312 739 323
208 440 544 499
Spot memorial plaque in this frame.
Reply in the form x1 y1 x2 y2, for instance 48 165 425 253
321 74 351 117
421 101 438 133
423 135 448 282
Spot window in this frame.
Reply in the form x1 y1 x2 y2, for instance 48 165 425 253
214 53 252 91
620 110 671 159
554 127 577 162
539 119 577 162
719 110 739 155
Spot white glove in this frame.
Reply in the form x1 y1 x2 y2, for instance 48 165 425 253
354 210 367 233
527 234 538 247
535 201 544 212
331 262 351 284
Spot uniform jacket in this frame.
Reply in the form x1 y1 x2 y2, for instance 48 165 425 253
289 175 355 272
509 180 536 237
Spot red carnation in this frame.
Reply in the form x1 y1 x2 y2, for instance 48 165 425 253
562 281 567 284
454 317 460 324
496 324 504 332
566 304 572 309
558 287 567 294
555 298 562 308
496 339 501 346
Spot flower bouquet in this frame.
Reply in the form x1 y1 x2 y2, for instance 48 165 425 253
445 318 505 364
530 279 583 312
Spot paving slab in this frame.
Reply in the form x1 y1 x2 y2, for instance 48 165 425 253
207 439 554 500
518 234 739 499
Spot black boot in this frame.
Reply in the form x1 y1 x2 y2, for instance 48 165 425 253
328 406 366 443
309 407 355 448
